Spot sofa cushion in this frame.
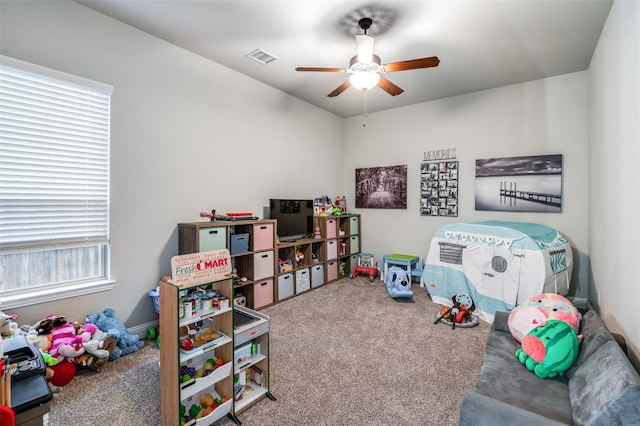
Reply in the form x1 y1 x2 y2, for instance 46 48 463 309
459 391 568 425
568 340 640 425
473 327 573 424
493 310 511 333
566 310 615 378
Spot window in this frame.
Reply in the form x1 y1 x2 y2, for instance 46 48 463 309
549 249 568 274
438 242 466 265
0 55 113 308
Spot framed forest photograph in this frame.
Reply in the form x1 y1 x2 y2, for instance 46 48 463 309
355 164 408 209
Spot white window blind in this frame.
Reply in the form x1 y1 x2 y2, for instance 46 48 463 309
0 55 113 252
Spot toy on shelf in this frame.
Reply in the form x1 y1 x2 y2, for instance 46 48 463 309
339 261 346 277
351 253 379 282
278 258 293 273
313 196 334 216
200 209 216 221
295 246 304 267
313 226 322 239
335 195 347 213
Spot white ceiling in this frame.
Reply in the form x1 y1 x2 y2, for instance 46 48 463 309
76 0 613 118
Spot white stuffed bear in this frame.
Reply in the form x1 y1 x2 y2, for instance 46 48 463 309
0 311 19 337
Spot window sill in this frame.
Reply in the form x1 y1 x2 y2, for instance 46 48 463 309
0 279 115 310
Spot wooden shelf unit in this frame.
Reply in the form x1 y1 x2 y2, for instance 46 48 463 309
274 214 360 303
159 276 235 426
178 219 277 310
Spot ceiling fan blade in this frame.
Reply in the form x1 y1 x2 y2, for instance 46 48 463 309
383 56 440 73
328 80 351 97
295 67 346 73
378 76 404 96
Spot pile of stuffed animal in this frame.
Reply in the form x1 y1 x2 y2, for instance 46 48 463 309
508 293 583 379
0 308 144 390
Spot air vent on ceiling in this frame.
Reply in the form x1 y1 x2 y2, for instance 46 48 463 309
245 49 279 65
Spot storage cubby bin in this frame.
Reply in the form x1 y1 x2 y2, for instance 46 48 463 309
277 273 294 300
230 233 250 255
295 268 310 293
253 251 274 281
198 226 227 252
349 254 359 274
349 235 359 254
349 216 359 235
315 216 338 239
253 279 273 309
326 239 338 260
253 223 274 251
326 260 338 282
311 264 324 288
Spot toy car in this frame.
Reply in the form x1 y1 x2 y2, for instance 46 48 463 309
350 253 379 282
351 265 379 282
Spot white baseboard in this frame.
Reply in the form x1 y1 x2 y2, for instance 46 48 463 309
128 319 160 340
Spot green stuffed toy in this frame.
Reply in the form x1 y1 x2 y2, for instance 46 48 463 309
515 319 579 379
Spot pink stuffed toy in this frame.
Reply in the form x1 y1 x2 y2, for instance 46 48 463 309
76 323 97 342
49 316 85 362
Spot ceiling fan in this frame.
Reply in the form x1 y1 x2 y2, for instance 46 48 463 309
295 17 440 97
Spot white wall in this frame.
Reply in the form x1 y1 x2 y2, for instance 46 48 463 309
343 73 590 298
2 1 638 370
1 1 344 327
588 0 640 368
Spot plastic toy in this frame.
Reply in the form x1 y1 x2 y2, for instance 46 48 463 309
200 209 216 221
385 266 414 299
351 253 379 282
197 393 216 418
313 196 334 216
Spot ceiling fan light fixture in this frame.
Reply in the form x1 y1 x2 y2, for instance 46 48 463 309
355 34 374 63
350 71 380 91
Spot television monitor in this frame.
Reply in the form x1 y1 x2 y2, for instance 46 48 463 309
269 199 314 242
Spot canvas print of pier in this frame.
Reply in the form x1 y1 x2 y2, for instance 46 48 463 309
355 164 408 209
475 154 563 212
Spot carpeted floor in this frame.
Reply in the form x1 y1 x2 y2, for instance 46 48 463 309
47 277 490 425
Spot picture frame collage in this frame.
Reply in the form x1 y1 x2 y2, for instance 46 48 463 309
420 161 459 216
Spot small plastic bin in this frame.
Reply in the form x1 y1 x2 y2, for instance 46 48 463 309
148 287 160 314
230 233 250 255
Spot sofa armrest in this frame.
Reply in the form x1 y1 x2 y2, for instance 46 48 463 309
459 391 568 426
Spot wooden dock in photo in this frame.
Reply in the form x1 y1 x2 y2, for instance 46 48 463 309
500 181 561 208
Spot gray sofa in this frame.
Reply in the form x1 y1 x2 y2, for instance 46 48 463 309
459 310 640 425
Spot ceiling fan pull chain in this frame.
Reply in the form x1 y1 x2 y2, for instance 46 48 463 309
363 90 368 127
